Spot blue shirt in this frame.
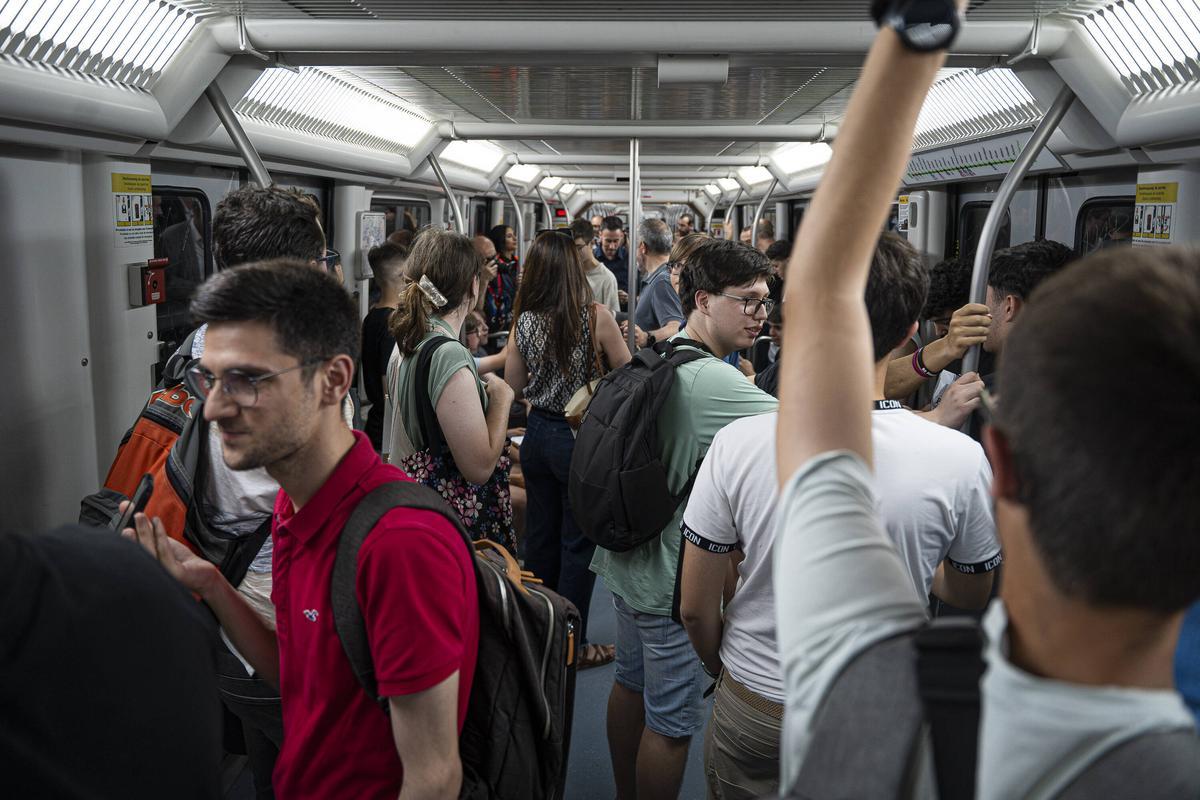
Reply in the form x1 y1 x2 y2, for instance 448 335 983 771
595 244 630 293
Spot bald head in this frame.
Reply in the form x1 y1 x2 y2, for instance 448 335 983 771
473 235 497 261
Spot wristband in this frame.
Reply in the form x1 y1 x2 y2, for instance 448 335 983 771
701 660 721 680
912 347 937 379
646 333 656 347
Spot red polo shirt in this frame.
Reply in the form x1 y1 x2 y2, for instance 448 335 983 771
270 431 478 800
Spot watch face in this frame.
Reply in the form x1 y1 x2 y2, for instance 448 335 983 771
890 0 961 52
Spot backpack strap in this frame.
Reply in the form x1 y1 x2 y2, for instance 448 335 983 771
413 335 459 456
162 328 201 389
915 616 986 800
331 480 474 710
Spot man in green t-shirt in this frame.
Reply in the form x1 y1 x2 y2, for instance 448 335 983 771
590 239 778 800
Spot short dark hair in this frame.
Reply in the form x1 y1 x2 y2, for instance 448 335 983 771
863 233 929 361
569 218 594 242
678 240 772 317
987 240 1073 300
213 186 324 270
367 242 409 290
190 259 359 370
601 216 624 233
765 239 793 262
998 246 1200 613
923 258 971 319
677 213 694 224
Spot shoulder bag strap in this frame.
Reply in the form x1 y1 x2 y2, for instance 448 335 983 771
331 480 476 710
413 335 458 456
915 616 986 800
586 305 605 385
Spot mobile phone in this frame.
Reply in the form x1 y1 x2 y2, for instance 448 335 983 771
111 473 155 532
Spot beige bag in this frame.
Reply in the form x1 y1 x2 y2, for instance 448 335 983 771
565 307 606 431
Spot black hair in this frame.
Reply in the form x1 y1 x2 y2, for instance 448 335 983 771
923 258 971 319
190 259 359 371
863 233 929 361
601 216 624 233
998 246 1200 612
213 186 324 270
487 224 513 258
987 240 1073 300
569 218 594 242
678 240 772 317
367 242 410 291
765 239 793 262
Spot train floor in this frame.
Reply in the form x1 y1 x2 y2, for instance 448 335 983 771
223 578 712 800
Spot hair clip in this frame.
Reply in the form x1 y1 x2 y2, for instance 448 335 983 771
417 274 448 309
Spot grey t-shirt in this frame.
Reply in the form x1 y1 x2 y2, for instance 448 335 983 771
774 451 1197 798
634 264 684 333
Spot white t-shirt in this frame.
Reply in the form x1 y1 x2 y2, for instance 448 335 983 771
774 451 1197 797
871 400 999 601
681 405 998 701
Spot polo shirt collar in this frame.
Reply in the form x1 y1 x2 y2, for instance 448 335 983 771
276 430 379 545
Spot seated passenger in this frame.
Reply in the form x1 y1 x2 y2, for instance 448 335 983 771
678 232 998 800
127 261 478 800
625 219 678 346
1 525 222 799
571 217 620 315
361 242 409 451
504 231 631 670
384 229 517 552
590 238 778 800
773 13 1200 799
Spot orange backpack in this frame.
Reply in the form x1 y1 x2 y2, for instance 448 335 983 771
80 330 271 585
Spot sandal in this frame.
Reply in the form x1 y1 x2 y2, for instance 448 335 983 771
577 643 616 671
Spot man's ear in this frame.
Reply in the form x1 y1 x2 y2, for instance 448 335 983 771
322 354 356 405
892 321 920 353
694 289 710 314
983 424 1021 502
1004 293 1023 323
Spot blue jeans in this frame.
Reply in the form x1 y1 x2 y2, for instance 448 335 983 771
520 408 598 643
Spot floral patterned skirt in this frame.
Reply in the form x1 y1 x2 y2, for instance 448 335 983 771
398 446 516 554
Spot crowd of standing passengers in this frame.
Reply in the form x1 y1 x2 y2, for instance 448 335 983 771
7 12 1200 800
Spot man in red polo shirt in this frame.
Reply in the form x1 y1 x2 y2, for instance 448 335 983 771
124 259 478 800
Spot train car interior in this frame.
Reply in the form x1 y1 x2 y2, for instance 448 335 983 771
2 1 1199 797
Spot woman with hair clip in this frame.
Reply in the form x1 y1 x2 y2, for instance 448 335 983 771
383 228 517 552
504 231 631 669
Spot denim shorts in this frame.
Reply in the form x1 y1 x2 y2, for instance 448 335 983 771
612 593 705 739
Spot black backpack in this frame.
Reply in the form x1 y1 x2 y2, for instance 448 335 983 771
331 481 580 800
568 338 710 552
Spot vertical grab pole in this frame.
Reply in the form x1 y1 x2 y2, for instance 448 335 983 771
961 86 1075 377
536 186 553 229
205 84 272 188
499 177 526 265
427 152 468 234
726 187 744 239
626 138 641 352
750 178 779 248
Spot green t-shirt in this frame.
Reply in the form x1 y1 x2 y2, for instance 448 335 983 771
393 317 488 453
589 333 778 615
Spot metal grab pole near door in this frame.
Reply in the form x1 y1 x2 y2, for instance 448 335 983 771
205 84 272 188
499 176 526 264
426 152 467 234
961 86 1075 377
626 138 641 352
751 178 778 246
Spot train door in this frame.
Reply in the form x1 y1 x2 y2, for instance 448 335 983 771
1040 170 1138 256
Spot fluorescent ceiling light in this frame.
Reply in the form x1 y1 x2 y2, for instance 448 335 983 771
771 143 833 175
539 176 563 191
717 178 740 192
1073 0 1200 94
912 68 1041 151
237 68 432 154
440 140 506 173
0 0 198 88
704 183 721 197
505 164 540 183
737 166 775 187
559 183 578 196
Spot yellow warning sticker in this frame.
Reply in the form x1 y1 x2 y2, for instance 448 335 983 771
112 173 152 194
1135 183 1178 204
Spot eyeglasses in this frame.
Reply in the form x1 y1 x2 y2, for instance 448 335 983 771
185 358 325 407
317 248 340 272
713 292 775 317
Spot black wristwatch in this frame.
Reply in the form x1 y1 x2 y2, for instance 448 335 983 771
646 333 657 347
871 0 961 52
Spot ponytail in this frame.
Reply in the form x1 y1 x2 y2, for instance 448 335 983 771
389 280 435 356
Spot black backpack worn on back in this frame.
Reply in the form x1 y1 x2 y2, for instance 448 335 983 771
568 338 710 552
331 481 580 800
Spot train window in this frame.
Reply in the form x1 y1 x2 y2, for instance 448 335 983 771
152 187 213 376
371 201 431 239
1075 197 1135 257
959 202 1010 261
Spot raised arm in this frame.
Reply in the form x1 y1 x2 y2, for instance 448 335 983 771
776 28 952 483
